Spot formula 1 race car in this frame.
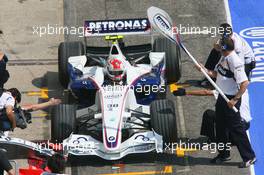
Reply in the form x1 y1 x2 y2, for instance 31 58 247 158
51 18 182 160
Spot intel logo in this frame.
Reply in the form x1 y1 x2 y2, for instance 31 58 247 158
240 27 264 39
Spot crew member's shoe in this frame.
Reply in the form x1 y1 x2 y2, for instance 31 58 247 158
172 88 186 96
238 157 257 168
210 154 231 164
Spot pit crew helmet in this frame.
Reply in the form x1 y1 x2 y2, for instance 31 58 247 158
106 57 125 82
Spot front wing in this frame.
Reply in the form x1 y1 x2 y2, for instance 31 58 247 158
63 131 163 160
0 135 55 156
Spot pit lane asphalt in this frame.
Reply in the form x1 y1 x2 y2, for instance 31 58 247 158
64 0 250 175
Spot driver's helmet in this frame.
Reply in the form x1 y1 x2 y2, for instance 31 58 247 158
106 57 125 81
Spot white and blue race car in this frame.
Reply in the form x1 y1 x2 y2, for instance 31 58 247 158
51 18 182 160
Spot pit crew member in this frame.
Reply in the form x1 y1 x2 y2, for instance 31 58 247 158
196 37 256 168
0 149 14 175
0 88 20 131
0 88 61 131
200 23 255 86
0 52 10 88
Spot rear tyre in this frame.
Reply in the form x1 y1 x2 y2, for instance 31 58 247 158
150 99 178 143
58 41 85 88
153 37 181 84
51 104 77 143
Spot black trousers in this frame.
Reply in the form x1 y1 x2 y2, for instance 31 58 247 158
0 114 12 131
215 95 255 161
0 59 9 88
0 150 12 175
200 109 216 142
200 109 250 143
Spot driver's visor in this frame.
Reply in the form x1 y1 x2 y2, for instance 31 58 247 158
109 70 123 76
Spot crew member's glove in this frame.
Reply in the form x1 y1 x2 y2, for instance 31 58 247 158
173 88 186 96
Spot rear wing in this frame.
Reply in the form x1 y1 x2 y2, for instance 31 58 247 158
84 18 151 37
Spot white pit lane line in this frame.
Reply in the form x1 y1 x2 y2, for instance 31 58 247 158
177 14 194 18
175 96 191 172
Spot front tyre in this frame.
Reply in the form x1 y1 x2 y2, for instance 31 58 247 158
51 104 77 143
150 99 178 143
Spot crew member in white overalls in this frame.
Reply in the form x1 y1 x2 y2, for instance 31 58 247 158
197 37 256 168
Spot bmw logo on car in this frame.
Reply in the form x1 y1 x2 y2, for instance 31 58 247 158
108 136 116 142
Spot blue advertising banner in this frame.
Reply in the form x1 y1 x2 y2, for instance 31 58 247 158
229 0 264 174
